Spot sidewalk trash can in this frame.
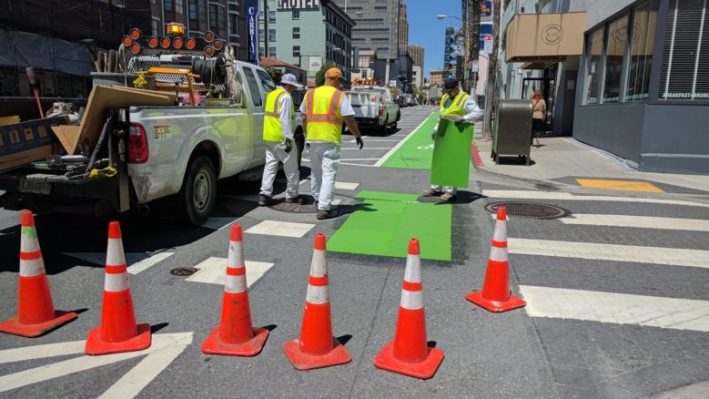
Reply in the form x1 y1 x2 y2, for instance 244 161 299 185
491 99 533 165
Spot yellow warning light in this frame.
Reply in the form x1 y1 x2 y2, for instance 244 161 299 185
167 22 185 36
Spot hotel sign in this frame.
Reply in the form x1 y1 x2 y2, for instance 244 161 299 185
278 0 320 10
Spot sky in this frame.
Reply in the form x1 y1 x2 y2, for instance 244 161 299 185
407 0 463 78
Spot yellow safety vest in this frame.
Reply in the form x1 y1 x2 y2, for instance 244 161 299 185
440 91 469 117
263 86 294 142
304 85 345 144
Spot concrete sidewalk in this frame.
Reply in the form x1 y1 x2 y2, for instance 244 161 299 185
472 123 709 194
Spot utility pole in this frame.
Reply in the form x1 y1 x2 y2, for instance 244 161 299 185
462 0 480 93
483 0 500 140
470 0 481 94
263 0 269 57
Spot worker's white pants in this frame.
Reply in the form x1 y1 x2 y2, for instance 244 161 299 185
430 184 457 194
260 142 300 199
309 142 340 211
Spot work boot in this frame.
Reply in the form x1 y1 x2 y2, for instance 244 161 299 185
439 192 456 202
316 209 338 220
422 188 441 197
285 196 304 204
258 194 272 206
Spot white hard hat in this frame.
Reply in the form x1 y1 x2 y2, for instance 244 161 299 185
281 73 303 89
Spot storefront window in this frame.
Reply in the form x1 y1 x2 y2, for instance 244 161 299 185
584 27 604 104
660 0 709 100
626 0 659 101
603 15 628 103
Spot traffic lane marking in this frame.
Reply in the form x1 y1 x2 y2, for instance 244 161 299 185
0 340 85 364
520 285 709 332
334 182 359 190
245 220 315 238
127 252 174 274
576 178 664 193
185 257 274 287
508 238 709 268
482 190 709 208
560 214 709 232
0 332 193 395
375 112 436 167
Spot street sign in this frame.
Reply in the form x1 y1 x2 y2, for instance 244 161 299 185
308 56 322 72
471 60 479 73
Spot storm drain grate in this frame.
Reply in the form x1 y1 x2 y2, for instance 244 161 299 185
170 267 197 276
485 201 570 219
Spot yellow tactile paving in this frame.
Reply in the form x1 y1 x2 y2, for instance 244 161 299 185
575 178 664 193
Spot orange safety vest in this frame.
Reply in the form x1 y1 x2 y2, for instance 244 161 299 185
304 85 345 144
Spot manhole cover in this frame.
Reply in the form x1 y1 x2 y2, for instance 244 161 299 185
269 196 318 213
485 201 569 219
170 267 197 276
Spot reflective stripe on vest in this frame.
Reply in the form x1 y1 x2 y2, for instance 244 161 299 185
263 87 293 142
440 91 469 117
305 86 345 144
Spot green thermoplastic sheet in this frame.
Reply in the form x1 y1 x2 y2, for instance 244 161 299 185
429 118 474 188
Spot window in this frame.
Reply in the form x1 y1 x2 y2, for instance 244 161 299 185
603 15 628 103
175 0 183 13
209 4 218 31
584 27 604 104
293 45 301 57
293 27 300 39
243 68 262 106
164 0 174 12
268 10 276 23
626 0 659 101
268 28 276 42
660 0 709 100
189 0 198 21
257 69 276 94
292 9 300 20
269 47 277 57
229 13 237 35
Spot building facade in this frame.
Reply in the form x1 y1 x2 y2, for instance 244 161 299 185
333 0 407 60
258 0 355 81
443 27 464 73
398 2 409 56
429 68 453 86
408 44 424 75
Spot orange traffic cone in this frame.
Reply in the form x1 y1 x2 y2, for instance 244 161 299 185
0 210 77 337
85 221 151 355
466 205 526 312
202 224 269 356
283 233 351 370
373 238 444 379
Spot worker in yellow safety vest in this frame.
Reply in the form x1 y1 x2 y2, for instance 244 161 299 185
300 67 364 220
259 73 303 206
423 77 483 202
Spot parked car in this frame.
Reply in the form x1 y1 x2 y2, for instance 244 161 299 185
345 86 400 133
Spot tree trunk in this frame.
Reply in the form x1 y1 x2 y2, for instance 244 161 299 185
483 0 501 140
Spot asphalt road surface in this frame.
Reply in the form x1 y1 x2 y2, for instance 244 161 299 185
1 106 709 398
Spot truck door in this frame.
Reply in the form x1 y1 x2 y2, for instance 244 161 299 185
242 66 266 167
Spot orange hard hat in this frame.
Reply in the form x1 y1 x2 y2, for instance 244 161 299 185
325 67 343 78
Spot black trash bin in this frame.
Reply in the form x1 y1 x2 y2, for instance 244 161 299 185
491 99 533 165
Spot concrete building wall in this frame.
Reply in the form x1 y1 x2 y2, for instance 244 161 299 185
333 0 402 60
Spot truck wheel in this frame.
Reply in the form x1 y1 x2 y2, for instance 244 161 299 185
378 116 389 134
176 156 217 225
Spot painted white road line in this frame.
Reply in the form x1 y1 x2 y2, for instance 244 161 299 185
335 182 360 190
340 158 381 161
347 139 401 142
341 147 391 150
520 285 709 332
374 112 434 167
332 199 342 206
508 238 709 268
560 214 709 232
0 340 85 364
185 257 274 287
127 252 174 275
482 190 709 208
245 220 315 238
0 333 193 396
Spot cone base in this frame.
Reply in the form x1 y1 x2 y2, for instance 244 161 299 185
466 291 526 313
282 338 351 370
85 323 152 355
373 341 444 380
201 326 269 357
0 310 77 338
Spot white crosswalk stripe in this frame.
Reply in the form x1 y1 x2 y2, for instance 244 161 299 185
186 257 274 287
483 190 709 208
559 213 709 232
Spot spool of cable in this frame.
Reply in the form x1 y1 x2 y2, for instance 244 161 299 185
191 54 227 86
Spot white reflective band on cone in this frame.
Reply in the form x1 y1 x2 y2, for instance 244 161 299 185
489 245 508 262
106 238 126 267
224 275 247 293
19 258 45 277
20 231 40 253
309 250 327 277
306 285 329 305
492 220 507 242
104 273 129 292
404 255 421 283
400 289 424 310
228 241 244 267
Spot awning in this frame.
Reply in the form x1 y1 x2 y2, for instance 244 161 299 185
505 12 586 63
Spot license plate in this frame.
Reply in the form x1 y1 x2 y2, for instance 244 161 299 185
19 179 51 195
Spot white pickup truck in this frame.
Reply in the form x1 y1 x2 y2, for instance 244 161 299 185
0 54 280 225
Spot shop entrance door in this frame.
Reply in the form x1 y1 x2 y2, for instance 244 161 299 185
522 77 555 134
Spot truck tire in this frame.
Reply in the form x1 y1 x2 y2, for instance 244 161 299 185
378 116 389 134
176 156 217 225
